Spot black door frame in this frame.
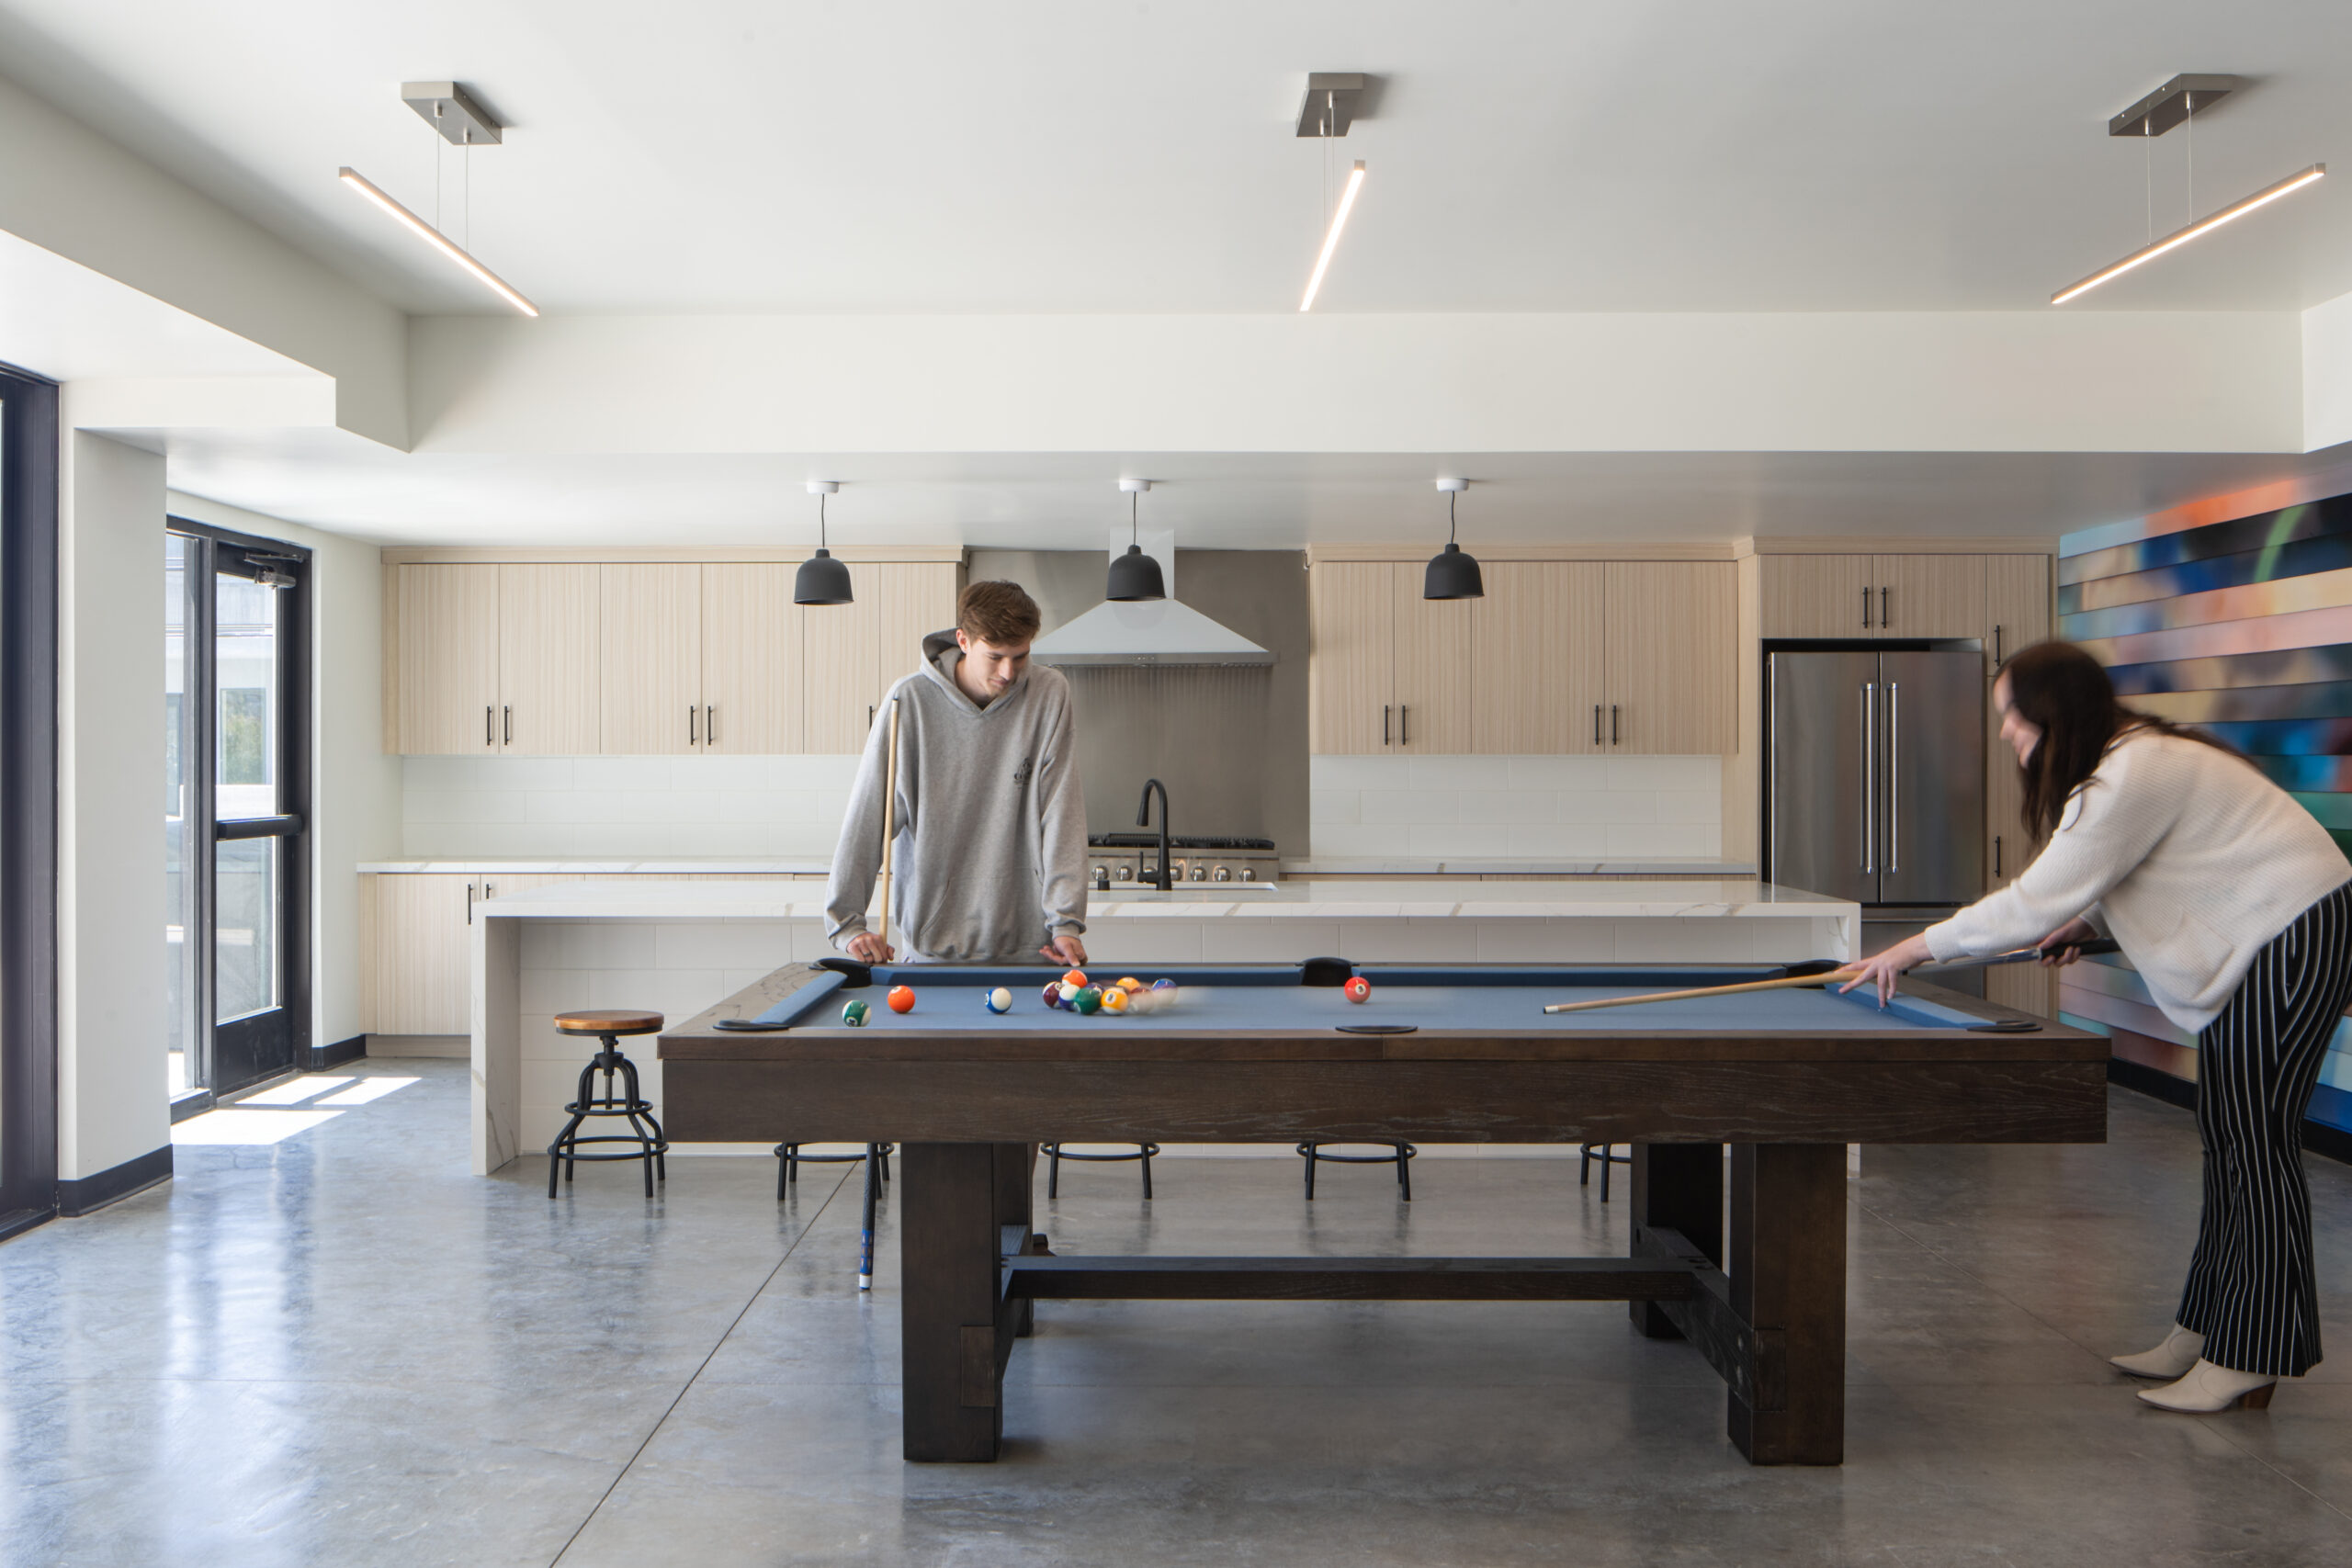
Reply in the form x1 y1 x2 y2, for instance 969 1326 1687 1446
1 363 60 1238
168 518 311 1099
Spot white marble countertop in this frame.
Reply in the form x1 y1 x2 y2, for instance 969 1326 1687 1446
362 856 1756 877
476 876 1855 922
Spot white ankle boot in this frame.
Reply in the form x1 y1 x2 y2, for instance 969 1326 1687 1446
2137 1358 2277 1413
2110 1324 2204 1379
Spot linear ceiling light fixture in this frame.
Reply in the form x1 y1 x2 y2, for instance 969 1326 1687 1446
2052 73 2322 305
338 169 539 316
1298 73 1369 312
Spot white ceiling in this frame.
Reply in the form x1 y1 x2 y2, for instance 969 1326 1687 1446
149 435 2352 550
5 0 2351 315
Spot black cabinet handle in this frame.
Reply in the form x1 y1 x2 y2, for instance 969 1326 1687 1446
1994 625 2004 667
1611 705 1620 746
1383 705 1391 746
1593 705 1601 746
1880 585 1889 627
689 705 697 746
868 704 876 729
706 705 715 746
466 880 475 926
1399 705 1408 747
1995 834 2003 878
503 705 512 745
1861 586 1871 629
485 705 493 747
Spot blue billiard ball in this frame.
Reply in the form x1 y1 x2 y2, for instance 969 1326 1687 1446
984 987 1013 1014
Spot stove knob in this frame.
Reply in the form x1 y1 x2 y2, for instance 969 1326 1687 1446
1191 863 1208 882
1214 865 1231 882
1093 864 1109 890
1239 867 1256 881
1116 863 1133 881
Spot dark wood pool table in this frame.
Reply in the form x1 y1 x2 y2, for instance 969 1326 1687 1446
659 958 2109 1467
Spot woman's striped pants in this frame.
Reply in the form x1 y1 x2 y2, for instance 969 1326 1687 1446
2177 879 2352 1377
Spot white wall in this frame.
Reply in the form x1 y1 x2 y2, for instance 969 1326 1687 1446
58 426 169 1181
401 755 860 860
411 310 2304 457
2303 288 2352 455
166 494 401 1048
1309 755 1722 861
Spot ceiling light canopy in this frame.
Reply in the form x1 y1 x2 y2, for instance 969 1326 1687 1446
1424 478 1483 601
1106 479 1166 602
795 480 854 606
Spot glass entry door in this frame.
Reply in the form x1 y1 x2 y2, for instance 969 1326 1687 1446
166 524 309 1100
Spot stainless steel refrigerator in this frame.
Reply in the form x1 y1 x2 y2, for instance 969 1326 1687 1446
1766 649 1984 907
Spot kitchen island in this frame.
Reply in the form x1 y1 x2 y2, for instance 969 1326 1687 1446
467 877 1860 1175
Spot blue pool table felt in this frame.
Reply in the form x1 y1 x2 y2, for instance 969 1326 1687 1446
750 964 1991 1033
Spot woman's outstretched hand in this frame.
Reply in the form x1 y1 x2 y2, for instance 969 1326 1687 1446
2036 917 2099 966
1838 932 1934 1008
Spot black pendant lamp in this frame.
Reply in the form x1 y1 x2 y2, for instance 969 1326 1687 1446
1106 478 1166 602
794 480 854 605
1424 477 1484 600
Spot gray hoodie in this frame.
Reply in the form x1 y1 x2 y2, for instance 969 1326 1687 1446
824 630 1089 961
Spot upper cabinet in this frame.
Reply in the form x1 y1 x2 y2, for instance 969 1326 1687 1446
1310 558 1735 756
1307 561 1474 754
392 563 599 755
387 555 957 755
1758 554 1988 638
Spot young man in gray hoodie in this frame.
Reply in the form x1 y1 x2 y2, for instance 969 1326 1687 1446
826 580 1090 964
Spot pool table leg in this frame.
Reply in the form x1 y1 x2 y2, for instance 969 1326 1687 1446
1626 1143 1723 1338
899 1142 1035 1461
1726 1143 1847 1465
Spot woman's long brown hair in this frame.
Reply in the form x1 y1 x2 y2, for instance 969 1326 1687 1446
2003 640 2244 837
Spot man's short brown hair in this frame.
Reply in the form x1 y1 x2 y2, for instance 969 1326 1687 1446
958 580 1042 646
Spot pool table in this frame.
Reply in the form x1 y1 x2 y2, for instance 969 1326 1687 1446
659 958 2108 1467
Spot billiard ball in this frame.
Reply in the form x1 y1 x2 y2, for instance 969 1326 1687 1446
1062 968 1089 989
842 999 869 1027
1041 981 1065 1010
1058 981 1082 1005
1344 976 1372 1004
887 985 916 1014
984 987 1012 1014
1125 988 1156 1015
1073 986 1102 1015
1148 979 1179 1010
1100 986 1130 1014
1115 976 1144 994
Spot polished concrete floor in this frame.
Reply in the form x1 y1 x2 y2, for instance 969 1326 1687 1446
3 1060 2348 1567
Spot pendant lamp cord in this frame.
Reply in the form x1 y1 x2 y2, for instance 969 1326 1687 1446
819 491 829 550
1131 490 1139 547
1449 490 1458 546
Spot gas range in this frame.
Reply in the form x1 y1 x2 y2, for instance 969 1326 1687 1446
1085 834 1280 887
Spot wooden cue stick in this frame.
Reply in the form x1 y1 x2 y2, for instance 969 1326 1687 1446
1543 969 1860 1014
879 697 899 955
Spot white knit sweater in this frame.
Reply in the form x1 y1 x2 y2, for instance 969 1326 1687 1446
1926 728 2351 1033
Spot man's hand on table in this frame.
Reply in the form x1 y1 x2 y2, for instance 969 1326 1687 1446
842 931 895 964
1040 931 1088 967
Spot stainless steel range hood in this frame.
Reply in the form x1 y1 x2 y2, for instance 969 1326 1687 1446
1029 528 1274 666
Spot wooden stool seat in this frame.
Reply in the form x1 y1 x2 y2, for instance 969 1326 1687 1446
555 1010 663 1037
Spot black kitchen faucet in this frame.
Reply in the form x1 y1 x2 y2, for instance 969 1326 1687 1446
1136 778 1172 891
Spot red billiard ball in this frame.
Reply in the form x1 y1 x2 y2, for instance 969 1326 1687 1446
887 985 916 1014
1343 976 1372 1004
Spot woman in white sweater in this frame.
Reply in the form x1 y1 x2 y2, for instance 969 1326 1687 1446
1847 640 2352 1414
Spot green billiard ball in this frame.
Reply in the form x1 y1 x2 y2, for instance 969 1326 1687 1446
842 999 870 1027
1073 986 1102 1015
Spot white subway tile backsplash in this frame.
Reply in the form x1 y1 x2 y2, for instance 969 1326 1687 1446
1404 755 1502 791
1502 755 1611 791
1309 755 1400 791
1362 790 1456 825
1308 790 1360 825
1605 755 1719 792
1454 792 1561 825
402 753 872 857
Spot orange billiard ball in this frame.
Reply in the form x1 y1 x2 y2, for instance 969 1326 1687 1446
1061 968 1089 989
887 985 916 1014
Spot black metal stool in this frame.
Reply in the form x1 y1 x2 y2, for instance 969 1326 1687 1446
1043 1142 1159 1199
775 1143 892 1201
547 1010 670 1198
1296 1141 1415 1201
1579 1142 1632 1201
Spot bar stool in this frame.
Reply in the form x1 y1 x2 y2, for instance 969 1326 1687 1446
775 1143 892 1201
547 1010 670 1198
1296 1141 1415 1201
1043 1142 1159 1199
1580 1142 1632 1200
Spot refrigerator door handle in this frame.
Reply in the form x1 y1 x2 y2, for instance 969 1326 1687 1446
1887 681 1900 874
1768 656 1779 885
1861 682 1875 874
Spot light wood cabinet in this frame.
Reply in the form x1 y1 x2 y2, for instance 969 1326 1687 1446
370 874 476 1034
394 566 499 753
1985 555 2052 674
1307 562 1475 754
804 563 961 753
1758 554 1990 639
1473 564 1605 753
1602 562 1737 754
1984 555 2052 890
496 565 602 755
701 564 806 753
602 564 702 754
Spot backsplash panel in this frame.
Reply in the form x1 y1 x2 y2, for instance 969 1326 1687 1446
401 755 862 858
1308 754 1722 859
